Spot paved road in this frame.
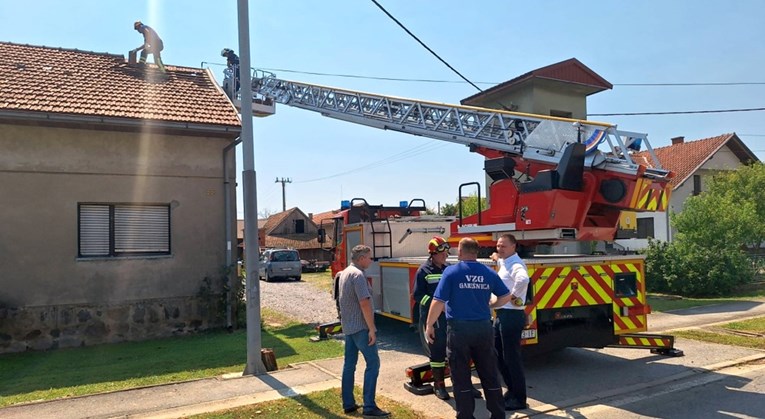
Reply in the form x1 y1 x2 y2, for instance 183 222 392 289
541 359 765 418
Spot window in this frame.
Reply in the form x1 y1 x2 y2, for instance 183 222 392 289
693 175 701 196
550 109 573 118
637 217 655 239
78 203 171 257
295 219 305 234
271 250 299 262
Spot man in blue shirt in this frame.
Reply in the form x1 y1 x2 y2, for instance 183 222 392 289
425 237 513 419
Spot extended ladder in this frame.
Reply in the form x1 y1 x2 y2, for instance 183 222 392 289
251 73 670 181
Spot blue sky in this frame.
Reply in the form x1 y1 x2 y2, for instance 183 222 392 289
3 0 764 217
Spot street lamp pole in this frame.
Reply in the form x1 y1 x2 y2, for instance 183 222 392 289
238 0 266 375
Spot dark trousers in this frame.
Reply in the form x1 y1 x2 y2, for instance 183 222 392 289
420 308 447 366
494 309 527 404
447 320 504 419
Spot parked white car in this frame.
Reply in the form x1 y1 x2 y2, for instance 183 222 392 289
258 249 302 282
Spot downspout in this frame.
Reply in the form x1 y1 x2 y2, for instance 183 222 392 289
224 137 242 330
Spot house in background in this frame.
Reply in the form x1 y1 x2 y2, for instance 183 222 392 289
0 42 240 353
461 57 612 120
615 133 759 251
237 207 331 263
462 58 613 254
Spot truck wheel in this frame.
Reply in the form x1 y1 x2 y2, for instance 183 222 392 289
296 276 302 281
417 321 432 358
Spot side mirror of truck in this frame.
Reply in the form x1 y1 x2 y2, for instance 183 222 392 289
318 228 326 244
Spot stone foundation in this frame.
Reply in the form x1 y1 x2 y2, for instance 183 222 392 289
0 296 225 353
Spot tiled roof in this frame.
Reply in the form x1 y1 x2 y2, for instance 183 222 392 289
265 234 321 250
311 209 340 226
262 208 298 234
634 133 749 189
0 42 240 128
462 58 612 105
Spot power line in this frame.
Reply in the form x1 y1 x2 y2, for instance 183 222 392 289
589 107 765 117
369 0 482 92
614 82 765 86
251 66 765 88
295 141 450 184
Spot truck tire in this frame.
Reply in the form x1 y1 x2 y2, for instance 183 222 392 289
417 321 431 358
295 275 302 281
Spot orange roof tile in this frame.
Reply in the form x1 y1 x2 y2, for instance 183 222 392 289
635 133 748 189
262 208 298 234
265 234 321 250
0 42 240 128
311 209 340 226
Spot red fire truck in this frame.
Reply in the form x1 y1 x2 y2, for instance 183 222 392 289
247 73 682 391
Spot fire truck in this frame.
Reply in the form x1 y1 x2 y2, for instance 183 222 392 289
242 71 683 390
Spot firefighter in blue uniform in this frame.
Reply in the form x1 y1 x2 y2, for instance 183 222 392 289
414 237 483 401
425 237 512 419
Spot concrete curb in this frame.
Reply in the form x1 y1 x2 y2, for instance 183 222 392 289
127 378 340 419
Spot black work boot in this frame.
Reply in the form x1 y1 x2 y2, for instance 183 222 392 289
432 367 451 400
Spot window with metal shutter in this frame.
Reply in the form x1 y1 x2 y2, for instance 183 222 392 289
79 204 110 256
78 203 171 257
115 205 170 253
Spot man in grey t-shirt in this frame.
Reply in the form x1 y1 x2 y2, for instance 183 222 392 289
337 244 389 417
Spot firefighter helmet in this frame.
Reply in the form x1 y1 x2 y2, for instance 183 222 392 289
428 236 450 254
221 48 232 57
134 21 143 30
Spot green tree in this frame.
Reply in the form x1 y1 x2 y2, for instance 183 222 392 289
644 163 765 296
440 203 457 216
456 194 487 218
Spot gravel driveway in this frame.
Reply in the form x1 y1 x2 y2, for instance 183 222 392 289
259 278 339 325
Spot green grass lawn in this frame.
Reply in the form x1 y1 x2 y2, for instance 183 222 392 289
647 295 742 312
647 280 765 312
673 316 765 350
192 387 427 419
0 309 342 407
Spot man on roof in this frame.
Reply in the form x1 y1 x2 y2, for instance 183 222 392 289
133 21 165 72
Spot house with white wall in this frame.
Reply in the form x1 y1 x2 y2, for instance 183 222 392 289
615 133 758 251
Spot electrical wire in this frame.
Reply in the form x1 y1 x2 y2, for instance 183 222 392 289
589 107 765 117
294 141 451 184
369 0 482 92
247 65 765 88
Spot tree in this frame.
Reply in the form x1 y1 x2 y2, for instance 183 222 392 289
456 194 487 218
644 163 765 296
440 203 457 216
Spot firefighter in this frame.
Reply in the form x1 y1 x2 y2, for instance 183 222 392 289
133 21 165 72
425 237 512 419
413 236 483 401
220 48 240 98
413 236 452 400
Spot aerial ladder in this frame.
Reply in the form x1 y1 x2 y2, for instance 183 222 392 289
249 72 672 249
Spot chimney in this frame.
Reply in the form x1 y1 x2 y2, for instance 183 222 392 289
671 136 685 145
308 213 313 220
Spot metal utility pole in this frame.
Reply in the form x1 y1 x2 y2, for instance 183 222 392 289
275 177 292 211
238 0 266 375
